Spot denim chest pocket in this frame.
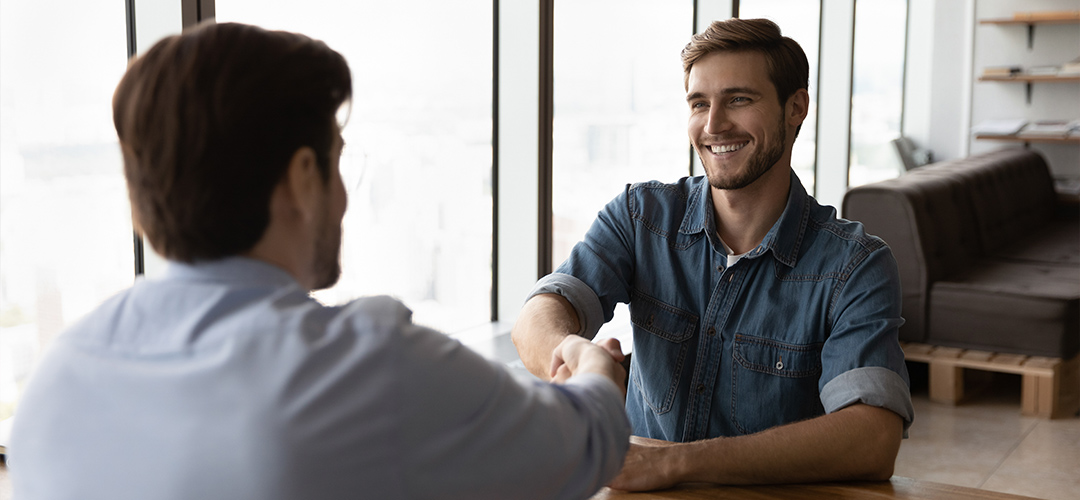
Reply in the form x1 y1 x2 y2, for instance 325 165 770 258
629 291 697 415
731 334 824 435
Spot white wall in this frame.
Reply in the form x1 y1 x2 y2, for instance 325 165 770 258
910 0 1080 180
969 0 1080 180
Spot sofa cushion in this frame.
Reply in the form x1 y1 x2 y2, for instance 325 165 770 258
992 218 1080 267
939 149 1058 253
928 260 1079 358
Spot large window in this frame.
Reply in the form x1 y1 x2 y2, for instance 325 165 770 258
848 0 907 187
738 0 821 195
0 0 133 421
551 0 693 268
215 1 494 333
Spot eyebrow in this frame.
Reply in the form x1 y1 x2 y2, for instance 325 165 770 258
686 87 764 101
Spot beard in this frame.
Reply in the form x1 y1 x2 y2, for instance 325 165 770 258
310 209 343 291
704 111 787 191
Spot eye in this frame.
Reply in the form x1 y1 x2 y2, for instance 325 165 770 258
691 101 707 109
731 96 751 104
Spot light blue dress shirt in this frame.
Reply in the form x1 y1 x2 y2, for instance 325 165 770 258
530 172 914 441
10 257 630 500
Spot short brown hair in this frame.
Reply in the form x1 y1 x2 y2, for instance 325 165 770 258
113 22 351 262
681 18 809 107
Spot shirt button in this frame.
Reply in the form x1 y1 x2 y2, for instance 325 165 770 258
707 327 716 336
696 384 706 394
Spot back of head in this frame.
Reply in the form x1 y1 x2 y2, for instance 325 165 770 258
681 18 808 106
113 22 352 262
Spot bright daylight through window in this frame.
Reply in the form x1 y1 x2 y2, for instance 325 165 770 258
0 0 134 421
216 0 494 334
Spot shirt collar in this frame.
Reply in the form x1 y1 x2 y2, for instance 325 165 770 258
162 256 301 287
679 170 810 268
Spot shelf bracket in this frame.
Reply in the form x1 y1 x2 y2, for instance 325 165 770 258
1026 82 1033 104
1027 24 1035 50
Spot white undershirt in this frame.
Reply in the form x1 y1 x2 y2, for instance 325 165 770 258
719 236 749 268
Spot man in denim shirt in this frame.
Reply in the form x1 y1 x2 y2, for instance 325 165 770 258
513 18 914 490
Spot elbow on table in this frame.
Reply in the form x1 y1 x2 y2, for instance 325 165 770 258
855 423 902 481
857 456 896 482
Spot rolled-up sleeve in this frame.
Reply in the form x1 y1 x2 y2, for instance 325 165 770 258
527 273 607 340
819 242 914 431
527 186 638 340
821 367 914 429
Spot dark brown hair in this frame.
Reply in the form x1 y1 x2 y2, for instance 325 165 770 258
681 18 809 108
113 22 351 262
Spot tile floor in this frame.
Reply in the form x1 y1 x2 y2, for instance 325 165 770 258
894 364 1080 500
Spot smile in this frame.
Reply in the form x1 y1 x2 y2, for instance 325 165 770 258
710 141 749 154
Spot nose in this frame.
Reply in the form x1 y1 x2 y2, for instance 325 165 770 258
705 106 731 135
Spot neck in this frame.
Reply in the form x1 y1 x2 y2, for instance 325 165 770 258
711 165 791 255
242 217 316 290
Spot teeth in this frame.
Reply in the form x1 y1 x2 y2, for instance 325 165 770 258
711 142 748 154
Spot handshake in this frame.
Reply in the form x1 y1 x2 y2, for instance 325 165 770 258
549 335 627 396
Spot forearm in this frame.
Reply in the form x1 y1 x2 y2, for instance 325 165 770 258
679 404 902 484
615 404 902 490
511 293 580 381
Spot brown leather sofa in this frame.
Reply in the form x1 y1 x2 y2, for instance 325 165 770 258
842 148 1079 359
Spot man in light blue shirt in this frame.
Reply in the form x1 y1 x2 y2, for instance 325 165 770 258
10 22 630 500
512 18 913 490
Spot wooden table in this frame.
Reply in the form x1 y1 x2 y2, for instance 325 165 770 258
590 476 1040 499
0 463 1039 500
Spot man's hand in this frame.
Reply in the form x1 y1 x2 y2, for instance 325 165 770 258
608 436 681 492
607 404 902 490
548 336 626 395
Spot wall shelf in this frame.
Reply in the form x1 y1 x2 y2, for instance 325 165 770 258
975 134 1080 145
978 75 1080 83
978 74 1080 103
979 17 1079 26
979 14 1080 49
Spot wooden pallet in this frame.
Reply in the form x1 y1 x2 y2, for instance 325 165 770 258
900 342 1080 419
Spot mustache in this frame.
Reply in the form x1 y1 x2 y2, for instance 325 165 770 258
696 134 752 143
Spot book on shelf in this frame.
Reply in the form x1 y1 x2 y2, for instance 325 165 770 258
1017 120 1076 138
982 66 1022 77
1025 65 1060 76
971 119 1028 136
1061 57 1080 76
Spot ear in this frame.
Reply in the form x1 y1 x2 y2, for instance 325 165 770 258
283 146 325 223
786 88 810 128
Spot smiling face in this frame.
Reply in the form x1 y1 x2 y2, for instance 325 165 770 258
687 50 801 191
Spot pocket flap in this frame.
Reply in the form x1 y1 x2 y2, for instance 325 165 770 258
733 334 822 378
630 291 698 342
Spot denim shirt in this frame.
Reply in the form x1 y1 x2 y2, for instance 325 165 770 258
530 172 913 441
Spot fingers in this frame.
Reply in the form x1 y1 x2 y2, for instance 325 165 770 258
548 344 565 379
552 364 574 383
549 335 585 378
548 335 627 387
629 435 674 447
595 337 625 362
